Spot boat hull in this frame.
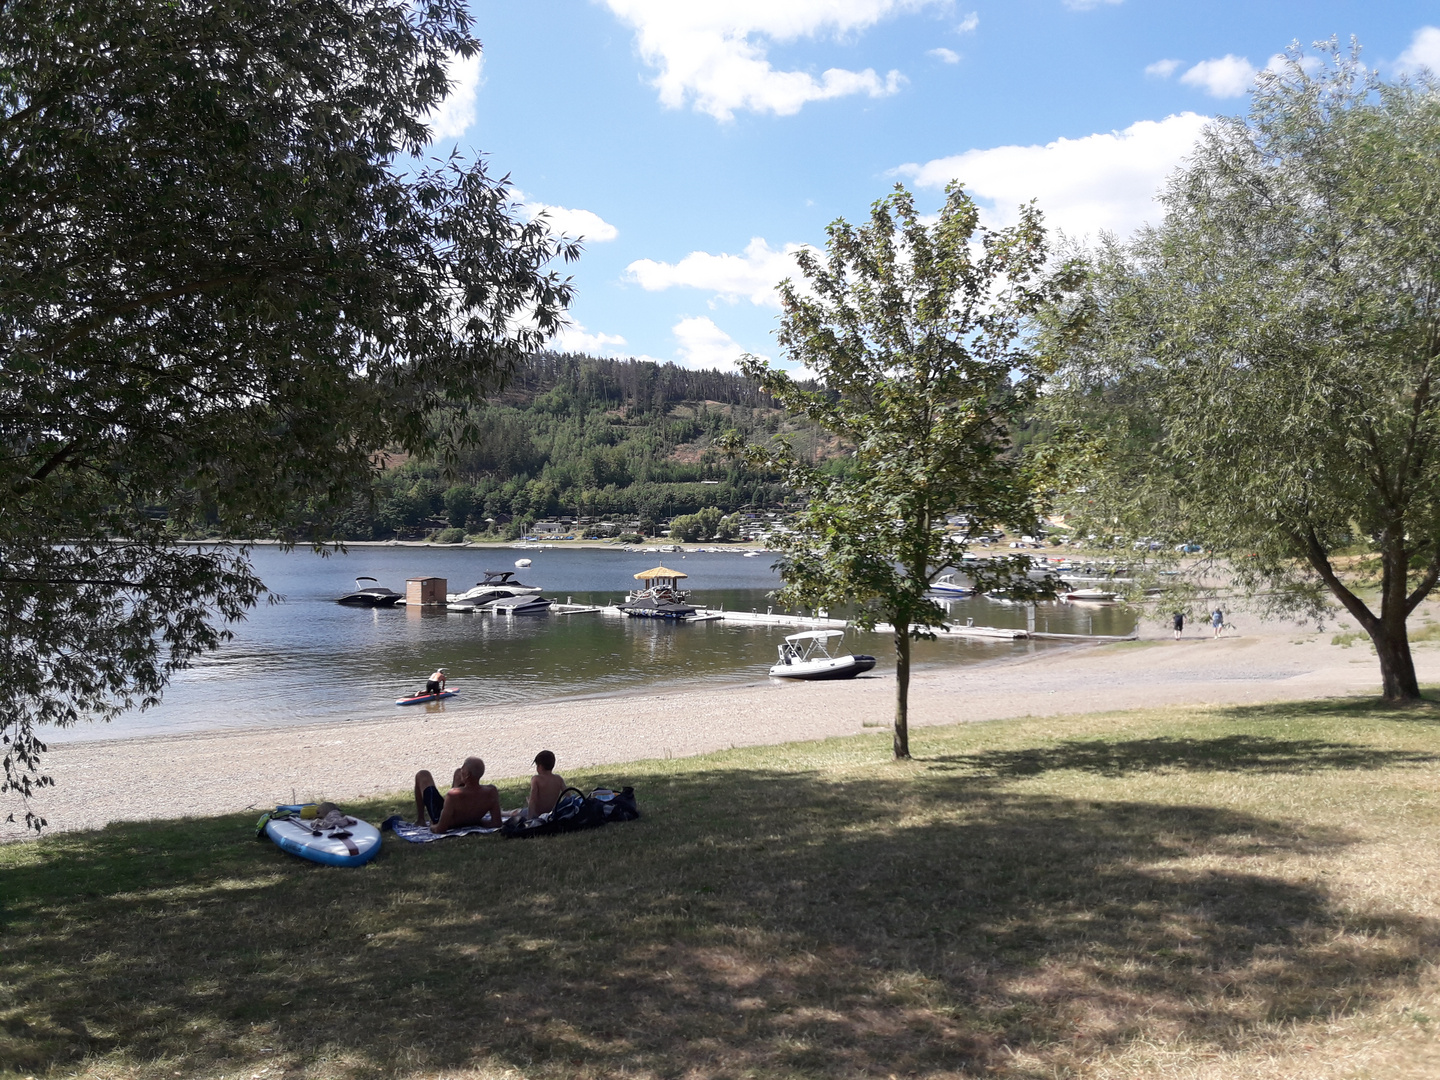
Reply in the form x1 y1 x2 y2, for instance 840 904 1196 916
769 654 877 680
336 592 402 607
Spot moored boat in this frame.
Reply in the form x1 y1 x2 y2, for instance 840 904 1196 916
620 566 696 620
929 573 973 598
1063 588 1120 603
768 630 876 680
336 576 403 607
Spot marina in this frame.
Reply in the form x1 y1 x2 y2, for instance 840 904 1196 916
51 546 1137 743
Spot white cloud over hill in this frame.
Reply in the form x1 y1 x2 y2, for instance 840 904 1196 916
896 112 1211 239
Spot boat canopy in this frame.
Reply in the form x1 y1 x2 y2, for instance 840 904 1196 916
783 630 845 643
633 566 687 580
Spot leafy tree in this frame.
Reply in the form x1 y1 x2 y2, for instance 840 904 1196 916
1044 44 1440 703
737 184 1060 759
0 0 576 825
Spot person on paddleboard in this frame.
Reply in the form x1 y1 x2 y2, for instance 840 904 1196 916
424 667 447 696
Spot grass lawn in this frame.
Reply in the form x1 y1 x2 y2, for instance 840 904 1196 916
5 699 1440 1079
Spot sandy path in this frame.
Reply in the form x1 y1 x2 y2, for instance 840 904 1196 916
4 609 1433 839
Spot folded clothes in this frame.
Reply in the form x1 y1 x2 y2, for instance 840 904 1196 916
380 814 518 843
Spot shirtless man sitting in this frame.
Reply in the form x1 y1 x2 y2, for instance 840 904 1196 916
527 750 567 818
413 756 503 833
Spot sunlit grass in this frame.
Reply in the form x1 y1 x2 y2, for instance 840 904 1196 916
4 699 1440 1078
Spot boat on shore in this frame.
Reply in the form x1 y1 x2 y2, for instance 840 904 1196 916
769 630 876 680
336 576 404 607
619 566 696 620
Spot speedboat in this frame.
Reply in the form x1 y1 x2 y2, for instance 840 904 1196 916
336 577 403 607
490 594 552 615
1063 588 1120 603
448 570 543 610
929 573 973 598
769 631 876 680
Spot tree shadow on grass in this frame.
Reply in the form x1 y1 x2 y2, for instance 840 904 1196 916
923 734 1439 779
1 764 1435 1080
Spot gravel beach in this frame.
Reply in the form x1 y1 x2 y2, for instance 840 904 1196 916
6 606 1436 839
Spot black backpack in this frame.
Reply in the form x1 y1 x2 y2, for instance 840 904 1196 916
502 785 639 838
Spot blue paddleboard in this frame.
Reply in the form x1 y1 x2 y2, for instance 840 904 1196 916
264 806 382 867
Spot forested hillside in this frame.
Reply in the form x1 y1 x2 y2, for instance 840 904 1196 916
326 353 839 540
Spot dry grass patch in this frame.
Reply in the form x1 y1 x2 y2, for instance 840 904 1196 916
4 699 1440 1078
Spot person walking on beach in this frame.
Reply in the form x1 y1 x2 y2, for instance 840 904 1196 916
1172 611 1185 640
425 667 447 695
1211 608 1224 638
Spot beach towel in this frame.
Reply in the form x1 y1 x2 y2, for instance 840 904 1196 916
380 815 512 843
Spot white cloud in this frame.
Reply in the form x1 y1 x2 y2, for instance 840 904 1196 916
424 50 484 140
1062 0 1122 10
553 322 629 355
1396 26 1440 75
1145 58 1182 79
1179 54 1257 98
521 202 619 243
928 47 960 64
671 316 755 372
600 1 943 120
626 237 812 307
956 12 979 34
895 112 1211 240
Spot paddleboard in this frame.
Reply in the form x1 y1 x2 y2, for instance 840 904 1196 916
395 689 458 706
265 807 382 867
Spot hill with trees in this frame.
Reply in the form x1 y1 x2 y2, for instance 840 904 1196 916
320 352 841 540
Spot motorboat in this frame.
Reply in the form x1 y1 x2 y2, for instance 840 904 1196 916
929 573 972 598
768 631 876 680
1063 588 1120 603
489 594 552 615
448 570 543 609
620 565 696 619
335 577 403 607
514 558 532 568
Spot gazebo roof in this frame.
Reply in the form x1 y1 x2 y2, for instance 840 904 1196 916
634 566 687 580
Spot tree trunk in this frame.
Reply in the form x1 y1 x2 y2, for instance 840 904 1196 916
1369 619 1422 702
894 627 911 759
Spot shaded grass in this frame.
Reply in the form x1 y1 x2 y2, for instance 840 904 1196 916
5 700 1440 1079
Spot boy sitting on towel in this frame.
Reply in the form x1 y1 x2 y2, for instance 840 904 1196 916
527 750 567 819
414 757 503 833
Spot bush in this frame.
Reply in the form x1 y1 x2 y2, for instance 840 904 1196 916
435 527 466 544
618 532 644 544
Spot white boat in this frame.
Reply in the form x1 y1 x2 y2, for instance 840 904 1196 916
448 570 543 610
514 558 532 568
1063 588 1120 603
929 573 972 598
490 594 552 615
743 550 762 558
768 630 877 681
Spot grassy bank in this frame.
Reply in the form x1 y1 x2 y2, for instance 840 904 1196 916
4 700 1440 1079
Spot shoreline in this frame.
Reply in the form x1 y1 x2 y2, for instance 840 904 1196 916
6 607 1435 840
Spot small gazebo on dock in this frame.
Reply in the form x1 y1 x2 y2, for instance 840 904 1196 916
632 566 687 592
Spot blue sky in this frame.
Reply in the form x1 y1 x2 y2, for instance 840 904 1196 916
439 1 1440 371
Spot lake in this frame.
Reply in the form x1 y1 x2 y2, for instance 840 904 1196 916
52 545 1136 742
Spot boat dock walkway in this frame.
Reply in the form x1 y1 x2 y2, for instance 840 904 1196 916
554 602 1137 642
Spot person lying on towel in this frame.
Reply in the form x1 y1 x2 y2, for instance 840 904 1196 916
527 750 567 819
413 756 503 833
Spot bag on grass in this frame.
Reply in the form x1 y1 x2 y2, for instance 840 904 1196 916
501 786 639 839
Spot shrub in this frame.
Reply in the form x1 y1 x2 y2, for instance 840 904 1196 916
435 527 466 544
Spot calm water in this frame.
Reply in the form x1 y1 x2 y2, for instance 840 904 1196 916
55 546 1136 742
